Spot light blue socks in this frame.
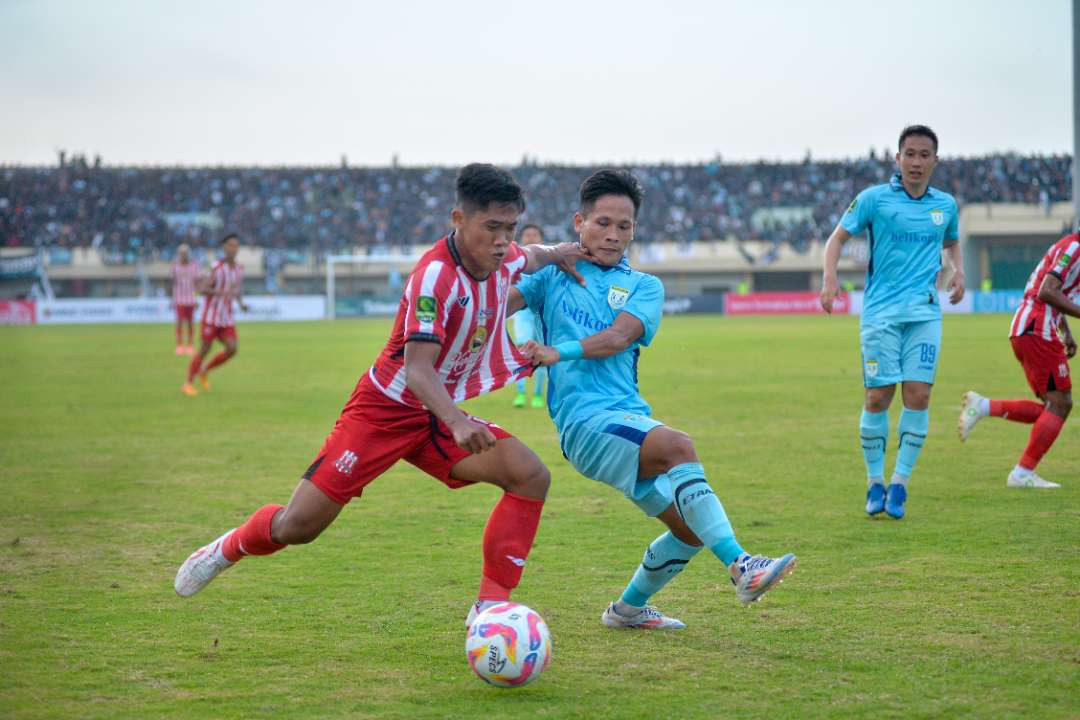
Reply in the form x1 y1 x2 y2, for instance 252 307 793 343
620 531 703 607
893 407 929 483
859 408 889 482
669 462 744 566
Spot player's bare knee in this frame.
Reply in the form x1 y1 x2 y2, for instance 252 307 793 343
510 461 550 499
665 430 697 465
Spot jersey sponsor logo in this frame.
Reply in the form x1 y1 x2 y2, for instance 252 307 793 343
561 300 610 332
469 326 489 352
865 359 879 378
416 296 437 323
334 450 358 476
930 209 944 226
1058 253 1071 268
607 285 630 311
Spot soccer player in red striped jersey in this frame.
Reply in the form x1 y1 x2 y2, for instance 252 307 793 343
958 232 1080 488
174 164 585 626
182 233 248 396
170 243 202 356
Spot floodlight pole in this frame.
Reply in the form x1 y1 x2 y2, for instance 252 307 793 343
1074 0 1080 227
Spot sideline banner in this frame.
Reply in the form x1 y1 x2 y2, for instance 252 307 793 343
35 296 326 325
0 300 36 325
725 291 846 316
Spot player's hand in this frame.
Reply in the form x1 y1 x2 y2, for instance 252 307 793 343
948 271 966 304
820 275 841 314
449 417 498 454
1066 335 1077 359
551 242 587 286
520 340 560 366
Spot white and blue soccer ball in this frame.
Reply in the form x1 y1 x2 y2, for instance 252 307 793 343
465 602 551 688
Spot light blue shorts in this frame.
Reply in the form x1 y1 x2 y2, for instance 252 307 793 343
560 411 672 517
860 318 942 388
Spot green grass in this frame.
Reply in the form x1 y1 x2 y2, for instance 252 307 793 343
1 315 1078 719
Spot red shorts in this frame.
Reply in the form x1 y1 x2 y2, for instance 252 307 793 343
1011 334 1071 396
303 374 512 504
200 323 237 344
176 304 196 322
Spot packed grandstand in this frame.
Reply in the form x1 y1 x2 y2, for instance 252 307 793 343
1 153 1072 265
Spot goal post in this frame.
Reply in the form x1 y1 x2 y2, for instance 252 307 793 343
325 253 421 320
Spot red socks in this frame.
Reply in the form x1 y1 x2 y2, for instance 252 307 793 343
478 492 545 601
202 351 231 374
989 399 1043 424
221 504 286 563
186 355 202 382
1019 411 1066 470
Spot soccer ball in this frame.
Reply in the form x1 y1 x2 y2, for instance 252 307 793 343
465 602 551 688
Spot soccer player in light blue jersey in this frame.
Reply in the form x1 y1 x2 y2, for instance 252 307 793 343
510 224 547 409
509 170 796 630
820 125 965 519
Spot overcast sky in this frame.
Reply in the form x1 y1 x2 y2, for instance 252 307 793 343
0 0 1073 166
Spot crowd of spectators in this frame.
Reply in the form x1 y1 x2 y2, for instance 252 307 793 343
0 152 1072 263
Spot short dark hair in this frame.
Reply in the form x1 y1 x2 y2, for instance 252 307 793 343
580 169 643 218
220 233 239 245
519 223 544 241
455 163 525 214
898 125 938 153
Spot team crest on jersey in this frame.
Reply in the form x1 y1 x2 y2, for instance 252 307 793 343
865 359 879 378
469 326 488 352
416 296 437 324
1057 253 1071 268
929 209 944 226
607 285 630 311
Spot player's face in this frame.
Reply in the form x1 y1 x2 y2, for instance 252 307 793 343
177 247 189 263
896 135 938 186
574 194 635 267
452 202 520 277
222 237 240 261
519 227 543 247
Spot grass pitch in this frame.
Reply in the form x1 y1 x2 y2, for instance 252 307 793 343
1 314 1078 719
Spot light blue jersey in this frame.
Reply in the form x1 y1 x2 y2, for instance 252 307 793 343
515 257 663 434
841 173 960 323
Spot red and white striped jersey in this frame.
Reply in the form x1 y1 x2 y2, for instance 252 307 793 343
1010 233 1080 346
369 233 531 408
171 261 202 306
201 259 245 327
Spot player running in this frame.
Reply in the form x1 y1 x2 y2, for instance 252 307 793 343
821 125 965 519
170 243 201 356
957 232 1080 488
183 233 248 396
511 169 796 630
510 224 547 409
174 164 585 627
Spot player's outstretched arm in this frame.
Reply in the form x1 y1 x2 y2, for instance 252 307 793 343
507 288 526 316
521 242 587 285
403 340 497 454
942 242 965 304
1037 273 1080 322
521 313 645 366
820 225 851 313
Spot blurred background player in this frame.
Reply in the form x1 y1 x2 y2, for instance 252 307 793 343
170 243 201 355
821 125 965 519
183 233 248 396
957 231 1080 488
174 164 586 627
510 224 547 409
513 169 796 630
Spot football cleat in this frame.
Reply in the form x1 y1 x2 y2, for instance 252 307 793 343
465 599 501 629
174 346 184 356
174 530 236 597
957 391 985 442
885 484 907 519
512 393 526 408
530 395 545 409
1006 470 1060 488
866 482 886 515
181 382 198 397
601 602 685 630
198 372 211 391
733 553 797 605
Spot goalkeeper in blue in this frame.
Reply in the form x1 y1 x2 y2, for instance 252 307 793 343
820 125 964 519
509 169 796 630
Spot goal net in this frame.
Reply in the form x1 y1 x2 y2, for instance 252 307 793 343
325 253 421 320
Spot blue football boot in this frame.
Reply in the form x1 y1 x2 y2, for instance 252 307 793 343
885 483 907 519
865 482 886 516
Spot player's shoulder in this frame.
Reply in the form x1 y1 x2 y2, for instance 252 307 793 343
927 185 958 207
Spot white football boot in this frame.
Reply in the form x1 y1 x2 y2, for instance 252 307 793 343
601 602 685 630
174 530 236 597
957 391 987 442
1006 469 1061 488
732 553 797 605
